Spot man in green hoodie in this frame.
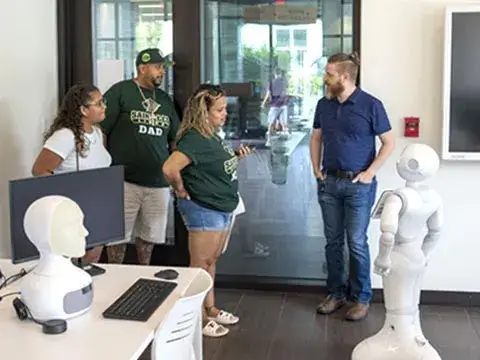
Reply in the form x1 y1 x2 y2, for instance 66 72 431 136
101 48 180 265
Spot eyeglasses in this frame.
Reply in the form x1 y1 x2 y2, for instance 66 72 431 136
85 98 107 108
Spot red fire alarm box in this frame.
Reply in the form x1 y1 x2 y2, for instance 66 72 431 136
404 117 420 138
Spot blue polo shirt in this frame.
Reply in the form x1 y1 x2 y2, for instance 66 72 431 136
313 88 391 173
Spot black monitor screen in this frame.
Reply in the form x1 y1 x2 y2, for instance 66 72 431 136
449 12 480 152
9 166 125 264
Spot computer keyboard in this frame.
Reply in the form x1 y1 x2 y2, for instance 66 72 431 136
102 278 178 322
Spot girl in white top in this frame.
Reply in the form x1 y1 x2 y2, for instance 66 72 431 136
32 84 112 262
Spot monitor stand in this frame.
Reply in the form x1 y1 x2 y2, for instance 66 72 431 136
71 258 106 277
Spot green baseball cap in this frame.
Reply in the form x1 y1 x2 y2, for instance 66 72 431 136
135 48 174 67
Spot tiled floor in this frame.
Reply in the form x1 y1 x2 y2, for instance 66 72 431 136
203 289 480 360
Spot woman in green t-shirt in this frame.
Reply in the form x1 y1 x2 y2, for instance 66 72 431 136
163 84 253 338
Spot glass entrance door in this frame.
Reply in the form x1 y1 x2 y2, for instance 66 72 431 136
202 0 355 281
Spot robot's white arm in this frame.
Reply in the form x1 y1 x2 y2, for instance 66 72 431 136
422 204 443 258
377 194 403 263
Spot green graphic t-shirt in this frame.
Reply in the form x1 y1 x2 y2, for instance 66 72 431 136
101 80 180 188
176 129 239 213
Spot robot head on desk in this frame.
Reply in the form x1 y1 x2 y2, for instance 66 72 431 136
24 195 88 258
396 143 440 183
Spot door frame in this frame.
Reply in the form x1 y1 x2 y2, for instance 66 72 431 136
182 0 363 289
56 0 362 288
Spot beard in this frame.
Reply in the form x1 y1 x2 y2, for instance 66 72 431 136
151 75 163 87
325 81 345 99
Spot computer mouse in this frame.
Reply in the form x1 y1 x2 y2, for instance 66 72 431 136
154 269 179 280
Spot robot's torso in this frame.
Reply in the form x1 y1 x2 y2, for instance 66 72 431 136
392 186 441 245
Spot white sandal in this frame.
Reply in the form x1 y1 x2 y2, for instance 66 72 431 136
208 310 239 325
202 320 229 338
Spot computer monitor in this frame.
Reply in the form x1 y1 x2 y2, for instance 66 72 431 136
9 166 125 269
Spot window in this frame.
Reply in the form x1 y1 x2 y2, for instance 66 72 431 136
92 0 174 96
293 29 307 47
275 29 290 47
91 0 175 242
95 3 116 38
343 3 353 35
97 41 116 60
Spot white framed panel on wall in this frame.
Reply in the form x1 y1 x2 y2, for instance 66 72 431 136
442 5 480 161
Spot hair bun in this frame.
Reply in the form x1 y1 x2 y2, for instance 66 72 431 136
349 52 360 65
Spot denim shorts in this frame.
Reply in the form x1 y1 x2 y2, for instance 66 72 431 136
177 198 232 232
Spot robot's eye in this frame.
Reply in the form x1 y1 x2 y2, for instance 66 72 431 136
407 159 419 171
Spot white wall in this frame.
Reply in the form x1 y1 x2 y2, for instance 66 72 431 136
363 0 480 292
0 1 58 258
0 0 477 293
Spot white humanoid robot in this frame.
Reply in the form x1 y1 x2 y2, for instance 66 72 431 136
352 144 443 360
20 195 94 321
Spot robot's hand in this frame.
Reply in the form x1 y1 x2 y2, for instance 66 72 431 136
374 256 392 277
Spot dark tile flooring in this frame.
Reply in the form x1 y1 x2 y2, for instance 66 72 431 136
202 289 480 360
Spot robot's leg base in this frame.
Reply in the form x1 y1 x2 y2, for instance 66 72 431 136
351 332 442 360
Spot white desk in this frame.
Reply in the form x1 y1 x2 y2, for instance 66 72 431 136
0 259 203 360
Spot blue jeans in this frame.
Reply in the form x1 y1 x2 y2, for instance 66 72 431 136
317 175 377 304
177 198 232 232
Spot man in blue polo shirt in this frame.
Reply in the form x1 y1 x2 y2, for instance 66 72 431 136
310 52 394 321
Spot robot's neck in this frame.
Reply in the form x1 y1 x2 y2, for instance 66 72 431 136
34 253 72 276
405 181 428 189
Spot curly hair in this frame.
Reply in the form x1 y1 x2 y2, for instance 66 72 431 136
176 84 226 141
43 83 100 157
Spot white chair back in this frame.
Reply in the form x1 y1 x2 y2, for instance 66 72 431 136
151 269 213 360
